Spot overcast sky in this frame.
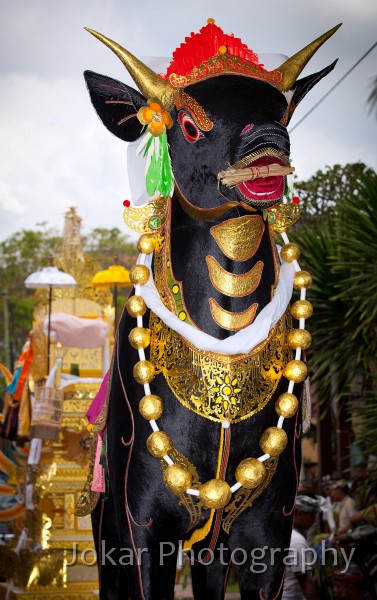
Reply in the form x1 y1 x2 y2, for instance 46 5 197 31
1 0 376 244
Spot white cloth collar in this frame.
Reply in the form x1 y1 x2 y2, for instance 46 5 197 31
137 250 294 356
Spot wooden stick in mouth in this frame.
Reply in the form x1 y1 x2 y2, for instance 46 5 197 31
218 163 295 188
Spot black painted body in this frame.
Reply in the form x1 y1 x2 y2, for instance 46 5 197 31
83 63 334 598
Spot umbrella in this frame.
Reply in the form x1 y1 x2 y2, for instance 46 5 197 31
25 265 76 375
91 263 131 327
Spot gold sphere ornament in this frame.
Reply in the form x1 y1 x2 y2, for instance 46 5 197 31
139 394 163 420
137 234 156 255
284 360 307 383
275 392 299 418
133 360 156 384
287 329 312 350
199 479 232 509
291 300 313 320
163 464 192 494
129 264 150 286
127 295 147 317
260 427 288 456
293 271 313 290
235 458 267 489
128 327 151 349
146 431 173 458
280 243 301 262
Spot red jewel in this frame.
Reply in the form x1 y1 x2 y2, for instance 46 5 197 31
123 199 131 207
292 196 300 204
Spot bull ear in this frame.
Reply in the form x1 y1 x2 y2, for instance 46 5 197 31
84 70 146 142
283 60 338 125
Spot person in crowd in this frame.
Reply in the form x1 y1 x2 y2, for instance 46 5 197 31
350 502 377 527
330 480 357 538
282 494 320 600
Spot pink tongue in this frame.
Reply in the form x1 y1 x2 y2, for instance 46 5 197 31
238 156 285 200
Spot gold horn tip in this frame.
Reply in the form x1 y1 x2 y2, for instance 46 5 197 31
276 23 343 92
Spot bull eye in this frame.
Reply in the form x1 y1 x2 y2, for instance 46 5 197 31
178 111 204 143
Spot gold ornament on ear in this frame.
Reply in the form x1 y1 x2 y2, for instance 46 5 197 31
123 196 169 234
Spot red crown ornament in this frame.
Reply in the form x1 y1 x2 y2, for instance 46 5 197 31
163 19 282 88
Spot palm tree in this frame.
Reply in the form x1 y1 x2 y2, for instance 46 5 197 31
332 172 377 490
367 75 377 119
291 170 377 481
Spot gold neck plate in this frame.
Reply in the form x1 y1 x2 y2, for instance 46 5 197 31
210 215 264 261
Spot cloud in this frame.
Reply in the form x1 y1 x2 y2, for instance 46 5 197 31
0 0 376 243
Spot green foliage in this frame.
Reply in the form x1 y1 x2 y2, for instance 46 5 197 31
295 163 374 227
83 227 137 268
292 165 377 493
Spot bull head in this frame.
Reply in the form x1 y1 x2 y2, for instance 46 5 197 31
84 22 340 209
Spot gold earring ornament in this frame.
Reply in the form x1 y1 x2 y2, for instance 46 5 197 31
128 327 151 349
280 243 301 262
287 329 312 349
275 392 299 418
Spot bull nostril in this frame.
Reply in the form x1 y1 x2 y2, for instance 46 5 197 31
241 124 254 135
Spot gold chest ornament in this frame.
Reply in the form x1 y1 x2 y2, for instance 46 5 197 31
150 311 292 424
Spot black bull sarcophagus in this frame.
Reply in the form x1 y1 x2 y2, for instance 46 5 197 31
77 20 340 599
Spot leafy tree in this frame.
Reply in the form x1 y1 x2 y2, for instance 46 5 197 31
294 162 374 227
82 227 137 269
331 172 377 486
291 168 377 485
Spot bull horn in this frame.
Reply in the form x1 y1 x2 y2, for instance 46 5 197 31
85 28 175 108
276 23 342 92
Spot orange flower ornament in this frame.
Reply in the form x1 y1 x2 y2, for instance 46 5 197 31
137 101 173 137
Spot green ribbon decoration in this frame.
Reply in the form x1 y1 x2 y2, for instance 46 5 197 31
144 132 174 198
